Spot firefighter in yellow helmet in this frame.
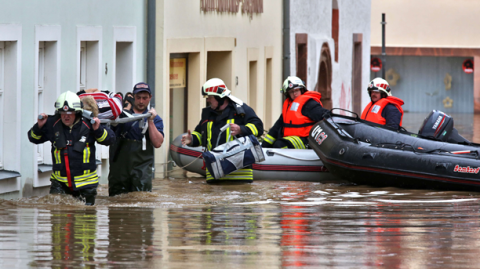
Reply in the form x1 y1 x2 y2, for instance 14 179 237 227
28 91 115 205
262 76 328 149
181 78 264 183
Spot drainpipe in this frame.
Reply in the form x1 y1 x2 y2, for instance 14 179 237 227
147 0 156 178
147 0 156 106
381 13 386 79
283 0 290 80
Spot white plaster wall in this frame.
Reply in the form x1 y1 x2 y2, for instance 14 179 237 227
371 0 480 48
290 0 371 111
337 0 371 111
164 0 283 103
0 0 147 198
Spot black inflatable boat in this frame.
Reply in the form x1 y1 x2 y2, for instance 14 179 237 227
308 109 480 192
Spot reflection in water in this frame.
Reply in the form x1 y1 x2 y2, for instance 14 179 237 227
1 113 480 267
51 210 96 264
2 184 480 267
107 208 155 265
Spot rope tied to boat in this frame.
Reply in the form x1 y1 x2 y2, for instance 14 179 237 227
373 141 480 158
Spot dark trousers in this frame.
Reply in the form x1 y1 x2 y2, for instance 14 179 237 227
108 137 153 196
50 179 97 205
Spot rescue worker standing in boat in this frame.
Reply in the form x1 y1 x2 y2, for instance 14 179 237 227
27 91 115 205
262 76 328 149
361 78 404 130
181 78 264 183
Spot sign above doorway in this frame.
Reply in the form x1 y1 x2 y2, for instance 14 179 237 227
170 58 186 88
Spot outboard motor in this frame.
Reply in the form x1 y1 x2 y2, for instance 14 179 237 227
418 110 470 144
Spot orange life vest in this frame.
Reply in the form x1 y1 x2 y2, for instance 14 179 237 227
361 96 404 126
282 91 323 137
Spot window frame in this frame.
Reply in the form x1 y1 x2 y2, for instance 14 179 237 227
79 41 86 91
0 41 4 170
37 41 45 163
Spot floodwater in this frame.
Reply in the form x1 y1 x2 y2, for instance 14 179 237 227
2 113 480 268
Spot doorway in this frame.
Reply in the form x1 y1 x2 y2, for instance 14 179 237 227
169 53 188 170
316 43 333 109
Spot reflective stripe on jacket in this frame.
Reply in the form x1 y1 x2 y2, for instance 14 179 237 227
190 100 263 182
282 91 323 137
361 96 404 126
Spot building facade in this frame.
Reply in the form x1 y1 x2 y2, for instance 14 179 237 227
155 0 372 176
371 0 480 114
288 0 372 115
0 0 373 199
155 0 284 176
0 0 148 198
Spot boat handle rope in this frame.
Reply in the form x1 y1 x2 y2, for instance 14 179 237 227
374 142 480 158
329 108 360 120
266 150 320 161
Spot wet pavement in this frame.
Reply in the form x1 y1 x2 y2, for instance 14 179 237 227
2 112 480 268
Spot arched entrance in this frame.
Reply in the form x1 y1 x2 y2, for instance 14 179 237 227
315 43 332 109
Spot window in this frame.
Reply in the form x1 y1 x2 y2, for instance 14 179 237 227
80 41 86 91
296 33 308 86
0 41 4 170
37 41 45 163
35 25 61 187
332 0 339 62
78 40 99 91
264 57 273 129
248 60 258 111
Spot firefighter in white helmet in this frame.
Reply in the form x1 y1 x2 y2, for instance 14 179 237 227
181 78 263 183
28 91 115 205
361 77 404 129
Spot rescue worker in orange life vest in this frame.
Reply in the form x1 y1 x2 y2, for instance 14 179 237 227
262 76 328 149
27 91 115 205
361 78 404 130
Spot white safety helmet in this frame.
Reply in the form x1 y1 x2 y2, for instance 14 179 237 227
201 78 231 99
55 91 82 114
367 77 391 97
281 76 307 98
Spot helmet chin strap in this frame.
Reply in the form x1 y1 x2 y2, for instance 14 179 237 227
214 96 226 110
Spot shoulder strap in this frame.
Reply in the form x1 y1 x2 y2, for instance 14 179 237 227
53 116 67 149
72 119 92 152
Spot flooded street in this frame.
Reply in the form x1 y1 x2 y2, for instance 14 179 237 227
2 113 480 268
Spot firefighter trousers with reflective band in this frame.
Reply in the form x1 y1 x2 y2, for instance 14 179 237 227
108 137 154 196
50 179 97 205
267 136 307 149
206 167 253 183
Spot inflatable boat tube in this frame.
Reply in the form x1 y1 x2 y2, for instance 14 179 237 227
170 134 339 182
308 111 480 192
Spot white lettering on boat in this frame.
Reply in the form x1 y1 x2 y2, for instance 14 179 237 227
311 125 323 138
315 132 328 145
453 165 480 174
432 115 443 130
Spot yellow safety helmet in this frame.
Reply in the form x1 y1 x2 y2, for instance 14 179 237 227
55 91 82 114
